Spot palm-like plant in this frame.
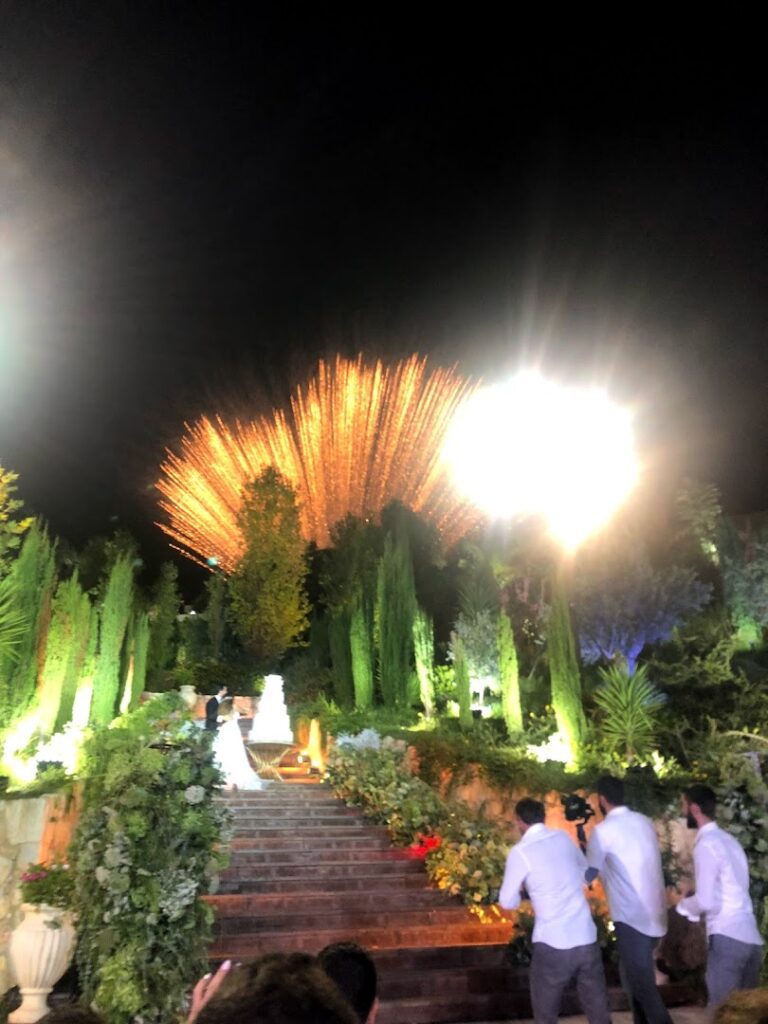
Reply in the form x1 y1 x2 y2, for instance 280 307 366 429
0 573 27 662
593 663 665 763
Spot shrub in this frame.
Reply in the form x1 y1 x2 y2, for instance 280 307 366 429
19 861 75 910
71 693 230 1024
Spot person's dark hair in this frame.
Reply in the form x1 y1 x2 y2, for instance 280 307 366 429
684 784 717 819
318 942 377 1024
515 798 545 825
198 953 358 1024
39 1007 105 1024
596 775 625 807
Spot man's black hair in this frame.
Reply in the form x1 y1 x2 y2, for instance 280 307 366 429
684 784 717 819
318 942 377 1024
515 798 545 825
596 775 625 807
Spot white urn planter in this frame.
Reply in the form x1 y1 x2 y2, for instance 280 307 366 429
179 684 198 711
9 904 76 1024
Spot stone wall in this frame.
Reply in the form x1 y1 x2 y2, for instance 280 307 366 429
0 792 80 996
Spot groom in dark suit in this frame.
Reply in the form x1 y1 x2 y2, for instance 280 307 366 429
205 686 228 731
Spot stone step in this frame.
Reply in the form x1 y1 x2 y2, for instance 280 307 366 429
224 807 364 821
230 819 382 835
207 888 459 917
209 920 514 956
228 831 393 848
218 872 429 894
373 944 510 972
220 857 424 881
226 845 413 865
213 903 486 935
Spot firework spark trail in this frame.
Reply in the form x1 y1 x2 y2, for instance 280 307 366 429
156 354 480 572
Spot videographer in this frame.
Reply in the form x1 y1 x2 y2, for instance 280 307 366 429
499 797 612 1024
585 776 671 1024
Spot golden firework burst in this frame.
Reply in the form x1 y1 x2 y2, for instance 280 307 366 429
156 354 480 571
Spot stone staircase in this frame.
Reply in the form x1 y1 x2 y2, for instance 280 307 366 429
207 781 693 1024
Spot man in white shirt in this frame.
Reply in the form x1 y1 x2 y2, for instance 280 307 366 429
586 776 671 1024
676 784 763 1010
499 797 612 1024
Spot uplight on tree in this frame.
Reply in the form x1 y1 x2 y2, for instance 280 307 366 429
443 371 638 549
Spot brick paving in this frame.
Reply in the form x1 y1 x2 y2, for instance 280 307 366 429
208 780 698 1024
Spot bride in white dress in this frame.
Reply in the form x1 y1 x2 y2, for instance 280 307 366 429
212 700 263 791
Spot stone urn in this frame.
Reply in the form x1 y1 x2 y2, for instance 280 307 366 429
179 684 198 711
8 904 76 1023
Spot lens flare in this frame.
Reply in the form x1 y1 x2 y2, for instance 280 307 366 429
443 371 638 550
157 354 480 570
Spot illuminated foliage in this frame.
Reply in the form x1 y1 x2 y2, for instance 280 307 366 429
157 354 478 569
90 555 135 726
548 572 586 760
498 610 522 734
452 632 472 729
375 532 416 707
0 464 34 578
147 562 181 682
38 572 89 734
413 607 435 718
350 594 375 710
227 467 309 668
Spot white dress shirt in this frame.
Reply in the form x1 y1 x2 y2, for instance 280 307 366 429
677 822 762 945
586 805 667 938
499 823 597 949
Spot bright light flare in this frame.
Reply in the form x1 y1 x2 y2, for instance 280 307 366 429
443 372 638 550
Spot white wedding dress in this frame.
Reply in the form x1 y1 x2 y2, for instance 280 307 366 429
213 715 263 790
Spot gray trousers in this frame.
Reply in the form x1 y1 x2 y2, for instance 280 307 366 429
530 941 612 1024
706 934 763 1009
613 922 672 1024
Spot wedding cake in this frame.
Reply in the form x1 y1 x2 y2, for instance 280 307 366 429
249 674 293 743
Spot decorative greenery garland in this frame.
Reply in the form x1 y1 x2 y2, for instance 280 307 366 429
70 694 230 1024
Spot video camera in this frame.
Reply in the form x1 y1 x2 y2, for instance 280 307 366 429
561 793 595 852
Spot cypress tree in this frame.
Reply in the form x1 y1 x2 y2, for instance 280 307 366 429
90 555 135 726
54 584 93 731
0 522 56 724
38 573 87 734
328 607 355 708
412 606 435 717
147 562 181 683
498 610 522 735
204 572 227 660
72 606 99 727
548 571 587 760
452 631 472 730
349 591 374 709
119 611 150 714
375 532 416 707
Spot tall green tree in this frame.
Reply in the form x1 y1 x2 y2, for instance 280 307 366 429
147 562 181 682
228 467 309 668
375 531 416 707
0 522 56 723
204 572 227 660
328 607 355 709
548 571 587 761
38 572 89 734
412 607 435 717
120 611 151 714
54 586 94 731
498 610 522 734
90 555 135 726
452 631 472 730
350 592 375 710
0 465 34 578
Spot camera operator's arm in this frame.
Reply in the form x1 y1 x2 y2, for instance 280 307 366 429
499 847 528 910
677 840 718 922
584 824 603 884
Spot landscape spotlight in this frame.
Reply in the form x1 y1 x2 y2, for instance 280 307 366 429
443 371 638 550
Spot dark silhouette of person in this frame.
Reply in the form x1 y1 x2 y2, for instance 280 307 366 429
205 686 228 731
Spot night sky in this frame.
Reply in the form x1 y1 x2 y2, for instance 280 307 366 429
1 7 766 586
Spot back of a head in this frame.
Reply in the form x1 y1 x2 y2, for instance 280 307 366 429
318 942 378 1024
685 783 717 818
198 953 358 1024
39 1008 105 1024
713 988 768 1024
596 775 625 807
515 797 545 825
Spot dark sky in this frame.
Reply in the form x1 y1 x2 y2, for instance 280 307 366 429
1 6 766 587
